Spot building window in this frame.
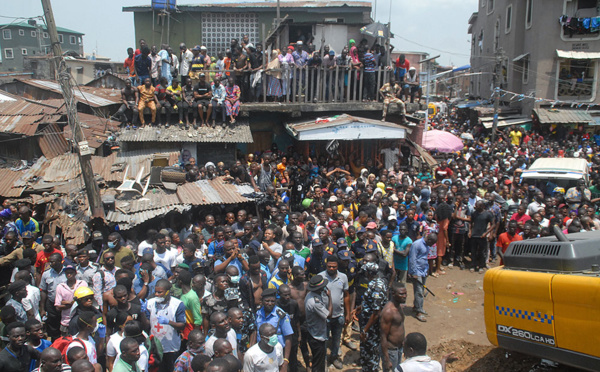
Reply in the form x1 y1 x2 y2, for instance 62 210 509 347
561 0 600 39
557 58 596 101
526 0 533 29
18 29 24 36
505 5 512 33
481 0 486 8
4 48 14 59
487 0 494 14
21 48 27 56
70 35 76 44
2 29 11 40
78 37 82 44
58 34 63 43
43 32 48 38
31 30 37 37
200 12 259 56
478 30 484 54
522 58 529 84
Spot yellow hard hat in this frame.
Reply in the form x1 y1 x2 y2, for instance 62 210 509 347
74 286 94 299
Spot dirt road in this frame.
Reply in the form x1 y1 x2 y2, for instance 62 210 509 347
323 263 585 371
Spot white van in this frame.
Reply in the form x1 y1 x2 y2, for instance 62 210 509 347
520 158 589 191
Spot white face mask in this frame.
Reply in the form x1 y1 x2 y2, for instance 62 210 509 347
155 296 166 304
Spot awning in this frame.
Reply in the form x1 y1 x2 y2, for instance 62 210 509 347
286 114 411 141
556 49 600 60
533 108 593 124
513 53 529 62
480 116 532 129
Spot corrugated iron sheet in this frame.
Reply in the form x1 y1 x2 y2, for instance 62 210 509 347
92 150 180 182
65 113 119 149
14 156 50 187
116 119 253 143
533 108 593 124
38 122 70 159
41 153 81 182
177 177 252 205
0 98 62 135
114 188 181 214
20 80 121 107
0 169 26 197
106 204 191 230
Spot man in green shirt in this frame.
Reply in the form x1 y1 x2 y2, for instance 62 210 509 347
112 337 141 372
291 232 311 259
178 270 203 341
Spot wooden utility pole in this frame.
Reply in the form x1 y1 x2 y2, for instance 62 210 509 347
41 0 104 218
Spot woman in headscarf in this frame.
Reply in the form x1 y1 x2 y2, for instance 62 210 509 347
279 46 295 98
224 75 241 124
348 39 362 99
266 49 282 100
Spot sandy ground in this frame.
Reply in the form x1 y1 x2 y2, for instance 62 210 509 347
295 262 586 371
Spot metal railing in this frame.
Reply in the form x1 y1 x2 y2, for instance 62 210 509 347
193 66 392 104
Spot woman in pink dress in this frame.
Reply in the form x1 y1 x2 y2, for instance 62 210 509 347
224 76 241 124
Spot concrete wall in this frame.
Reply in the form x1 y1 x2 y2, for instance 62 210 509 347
469 0 600 115
129 7 368 53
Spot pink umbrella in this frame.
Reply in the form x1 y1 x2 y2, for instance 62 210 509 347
421 129 465 153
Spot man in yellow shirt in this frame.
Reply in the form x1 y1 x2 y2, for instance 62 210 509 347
509 128 522 146
137 77 159 126
167 79 183 125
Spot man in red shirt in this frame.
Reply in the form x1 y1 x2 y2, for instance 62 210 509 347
496 221 522 265
124 47 136 85
395 54 410 82
35 234 63 280
434 162 453 180
509 203 531 234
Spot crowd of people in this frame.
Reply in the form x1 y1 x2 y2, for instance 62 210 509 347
1 98 599 372
118 36 420 129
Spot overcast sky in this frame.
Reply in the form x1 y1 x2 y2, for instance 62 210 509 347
3 0 476 66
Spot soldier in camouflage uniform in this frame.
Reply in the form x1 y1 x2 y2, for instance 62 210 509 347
358 260 388 372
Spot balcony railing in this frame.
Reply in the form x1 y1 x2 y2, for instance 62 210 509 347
194 66 393 104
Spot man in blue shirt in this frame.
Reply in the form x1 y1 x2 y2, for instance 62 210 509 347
255 288 293 363
392 222 412 284
408 233 437 322
134 46 152 85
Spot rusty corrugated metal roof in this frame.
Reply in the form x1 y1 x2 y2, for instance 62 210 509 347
38 122 70 159
64 113 119 149
106 204 191 230
41 153 81 182
177 177 253 205
116 119 253 143
0 98 62 135
0 169 26 197
533 108 593 124
19 79 121 107
14 156 50 187
92 150 180 182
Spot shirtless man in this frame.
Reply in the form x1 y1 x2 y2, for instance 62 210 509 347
115 79 139 127
289 266 310 369
381 282 408 372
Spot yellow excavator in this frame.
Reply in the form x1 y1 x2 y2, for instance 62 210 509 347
484 227 600 371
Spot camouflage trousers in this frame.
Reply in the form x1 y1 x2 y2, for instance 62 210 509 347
359 316 382 372
382 97 406 119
